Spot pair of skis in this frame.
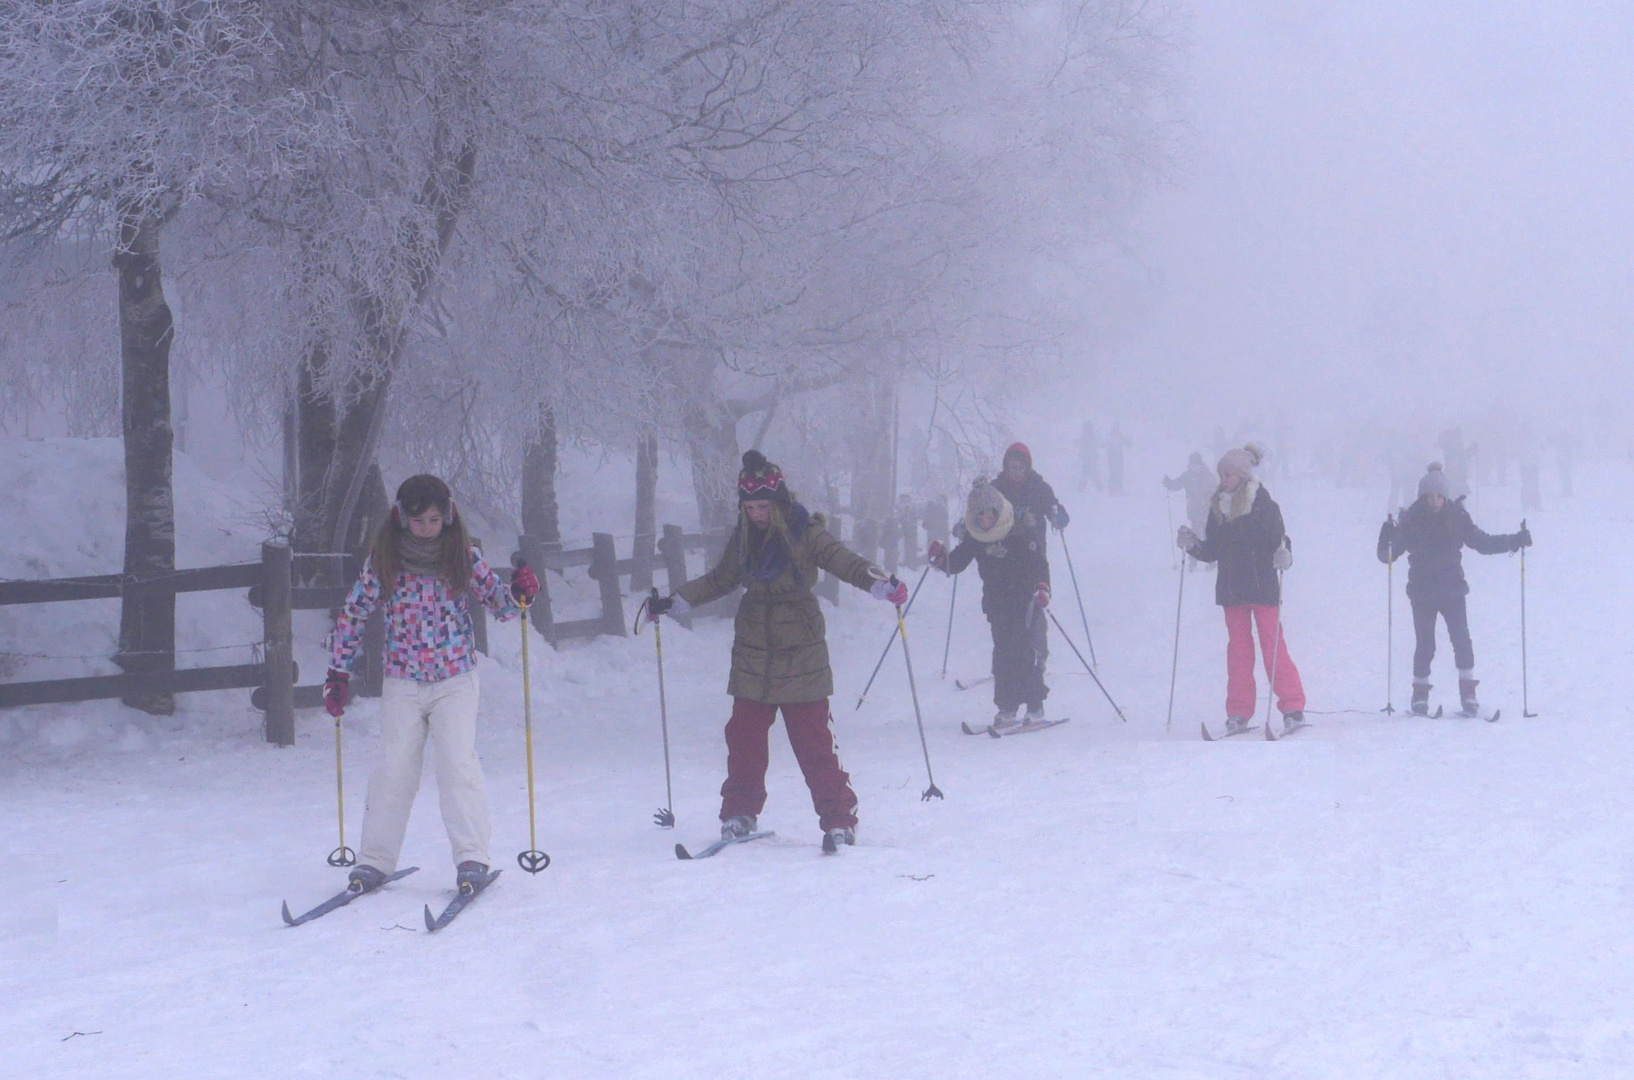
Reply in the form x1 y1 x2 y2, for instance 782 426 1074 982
960 717 1072 738
1199 717 1308 741
281 866 501 931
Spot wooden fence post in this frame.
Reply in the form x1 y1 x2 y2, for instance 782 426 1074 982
518 533 557 644
590 532 628 636
659 524 693 629
261 542 295 747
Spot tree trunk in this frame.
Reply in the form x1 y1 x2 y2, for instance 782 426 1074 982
632 429 659 591
521 405 561 548
113 208 177 715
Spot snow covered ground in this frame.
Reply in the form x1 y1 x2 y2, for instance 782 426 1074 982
4 442 1631 1079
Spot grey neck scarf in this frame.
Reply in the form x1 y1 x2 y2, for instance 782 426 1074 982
397 531 447 577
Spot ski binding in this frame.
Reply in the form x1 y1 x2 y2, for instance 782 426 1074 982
424 868 503 932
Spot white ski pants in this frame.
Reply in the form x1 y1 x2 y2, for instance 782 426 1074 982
357 670 490 873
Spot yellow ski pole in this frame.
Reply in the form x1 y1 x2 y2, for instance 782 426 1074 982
515 561 550 873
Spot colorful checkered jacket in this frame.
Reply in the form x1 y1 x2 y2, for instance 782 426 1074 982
328 547 519 683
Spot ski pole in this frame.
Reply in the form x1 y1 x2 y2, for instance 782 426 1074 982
515 561 551 873
1164 558 1185 731
1521 520 1536 717
892 585 943 800
1165 490 1178 571
637 588 677 827
1383 531 1396 714
1057 529 1098 671
327 709 355 867
1262 569 1285 731
1045 609 1127 722
855 563 932 709
940 571 957 679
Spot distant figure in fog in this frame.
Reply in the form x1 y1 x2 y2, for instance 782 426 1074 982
1076 420 1102 494
1164 452 1215 571
1105 424 1130 496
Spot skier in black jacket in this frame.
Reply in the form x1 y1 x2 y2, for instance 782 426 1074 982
1378 463 1532 716
930 479 1052 728
993 442 1069 530
1178 444 1305 734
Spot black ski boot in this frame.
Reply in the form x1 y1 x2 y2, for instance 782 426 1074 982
347 864 388 894
455 860 490 895
822 827 855 854
1458 678 1481 718
1411 682 1431 717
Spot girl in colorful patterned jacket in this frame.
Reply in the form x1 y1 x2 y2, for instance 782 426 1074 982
322 474 540 897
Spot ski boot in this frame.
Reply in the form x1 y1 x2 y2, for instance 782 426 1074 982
822 827 856 854
1410 682 1431 717
1024 705 1046 724
992 708 1020 731
721 815 758 841
456 860 491 895
1458 678 1481 718
347 864 388 895
1224 715 1252 736
1280 710 1305 733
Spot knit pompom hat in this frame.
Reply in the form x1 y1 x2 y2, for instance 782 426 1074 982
1418 462 1449 499
1216 442 1265 481
737 450 791 504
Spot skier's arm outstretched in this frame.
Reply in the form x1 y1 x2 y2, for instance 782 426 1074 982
674 528 745 608
1460 506 1531 556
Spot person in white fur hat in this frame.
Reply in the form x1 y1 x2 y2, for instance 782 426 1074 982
1178 443 1305 734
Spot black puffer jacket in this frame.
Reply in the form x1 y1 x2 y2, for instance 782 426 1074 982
1377 496 1518 602
947 514 1050 618
1186 485 1287 607
993 470 1066 529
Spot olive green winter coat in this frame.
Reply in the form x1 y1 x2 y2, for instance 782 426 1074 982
676 507 878 704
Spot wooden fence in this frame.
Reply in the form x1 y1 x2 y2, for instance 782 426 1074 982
0 506 945 745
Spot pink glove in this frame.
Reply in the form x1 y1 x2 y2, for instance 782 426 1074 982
323 670 350 718
1033 582 1051 609
927 540 947 571
510 564 540 604
871 577 910 606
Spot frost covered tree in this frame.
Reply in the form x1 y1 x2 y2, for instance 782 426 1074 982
0 0 335 711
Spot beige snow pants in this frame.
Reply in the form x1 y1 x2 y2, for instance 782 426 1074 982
357 669 490 873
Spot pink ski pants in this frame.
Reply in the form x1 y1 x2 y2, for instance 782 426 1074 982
1223 604 1306 719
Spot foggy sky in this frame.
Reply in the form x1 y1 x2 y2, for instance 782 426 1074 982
1113 0 1634 440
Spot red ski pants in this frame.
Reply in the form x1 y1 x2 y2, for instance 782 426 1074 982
720 697 858 831
1224 604 1306 719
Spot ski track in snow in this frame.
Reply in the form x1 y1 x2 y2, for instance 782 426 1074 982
3 453 1632 1078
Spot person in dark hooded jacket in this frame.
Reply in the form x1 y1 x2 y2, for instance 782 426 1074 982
929 479 1052 727
1178 444 1306 733
1377 462 1532 716
993 442 1069 531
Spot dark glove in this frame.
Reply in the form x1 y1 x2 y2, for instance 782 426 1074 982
1050 505 1070 530
646 595 674 620
510 564 540 604
1033 582 1051 609
323 670 350 718
1513 527 1532 550
927 540 948 571
1378 517 1396 545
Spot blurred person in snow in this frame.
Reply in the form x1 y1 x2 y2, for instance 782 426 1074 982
1163 452 1215 571
993 441 1070 532
1076 420 1102 494
645 451 903 853
928 478 1052 728
324 474 539 896
1177 444 1306 735
1377 463 1532 718
1105 423 1131 496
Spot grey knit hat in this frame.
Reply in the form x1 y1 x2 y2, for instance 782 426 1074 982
1418 462 1449 499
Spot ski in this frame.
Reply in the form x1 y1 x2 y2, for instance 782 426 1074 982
675 830 775 860
962 718 1019 736
1200 721 1261 741
1264 719 1310 741
989 718 1071 738
423 868 503 932
281 867 420 927
954 676 994 691
1455 708 1501 722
